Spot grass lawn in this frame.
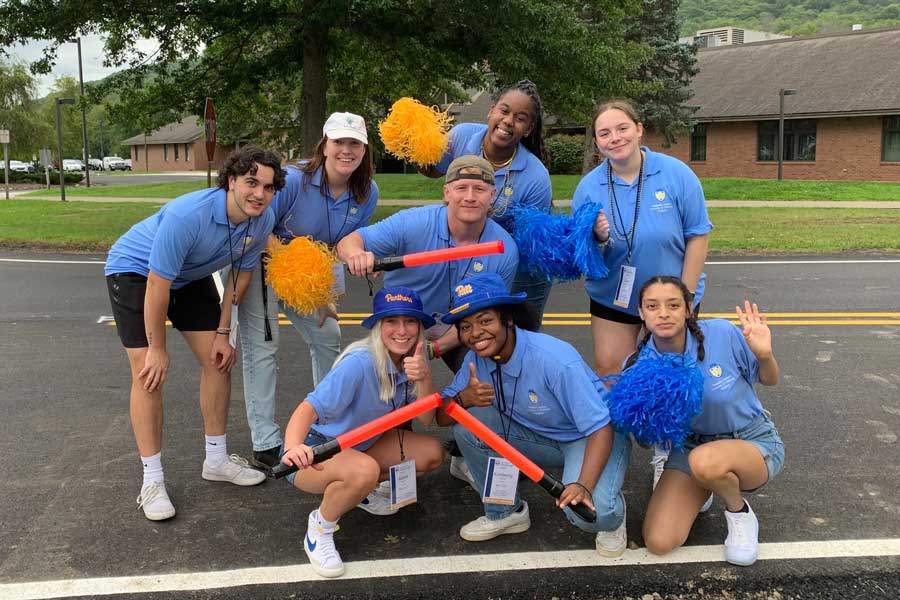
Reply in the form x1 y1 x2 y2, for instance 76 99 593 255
21 174 900 202
2 200 898 253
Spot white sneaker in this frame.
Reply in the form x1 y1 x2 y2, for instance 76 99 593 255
375 479 392 498
136 481 176 521
450 455 477 490
595 499 626 557
651 446 668 490
724 501 759 566
460 501 530 541
700 493 714 513
202 454 266 486
305 510 344 578
357 489 399 516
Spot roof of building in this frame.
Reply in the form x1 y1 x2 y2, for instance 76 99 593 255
692 27 900 121
121 116 204 146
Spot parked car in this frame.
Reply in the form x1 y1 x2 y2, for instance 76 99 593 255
107 158 130 171
88 158 104 170
123 159 132 170
8 160 35 173
102 156 124 170
62 159 85 172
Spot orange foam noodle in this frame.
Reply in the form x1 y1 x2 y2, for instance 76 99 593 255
265 237 336 315
444 401 544 482
403 240 504 267
338 393 442 449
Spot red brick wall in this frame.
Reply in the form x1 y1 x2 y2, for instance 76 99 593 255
128 140 233 172
644 116 900 182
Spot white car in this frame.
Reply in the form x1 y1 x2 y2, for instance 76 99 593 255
62 159 85 172
88 158 104 170
107 159 130 171
8 160 35 173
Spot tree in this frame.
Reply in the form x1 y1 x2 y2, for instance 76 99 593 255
39 76 84 162
1 0 645 156
0 59 51 158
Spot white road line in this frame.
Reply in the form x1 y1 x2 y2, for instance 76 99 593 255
0 258 106 265
3 538 900 600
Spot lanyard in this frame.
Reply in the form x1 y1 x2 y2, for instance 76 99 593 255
323 189 353 248
491 361 519 442
445 224 487 311
225 207 251 305
389 378 410 461
491 167 516 218
607 152 645 264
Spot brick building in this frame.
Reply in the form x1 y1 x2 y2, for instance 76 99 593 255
645 27 900 181
121 116 234 172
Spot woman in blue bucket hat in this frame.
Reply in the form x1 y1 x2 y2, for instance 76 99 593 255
279 286 444 578
437 272 632 557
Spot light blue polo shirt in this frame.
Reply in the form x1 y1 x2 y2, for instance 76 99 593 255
307 348 411 451
571 148 713 316
443 328 611 442
641 319 763 435
434 123 552 232
105 188 274 289
271 165 379 245
356 205 519 319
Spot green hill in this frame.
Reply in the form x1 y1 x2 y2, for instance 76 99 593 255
679 0 900 37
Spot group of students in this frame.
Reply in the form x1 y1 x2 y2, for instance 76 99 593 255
103 82 784 579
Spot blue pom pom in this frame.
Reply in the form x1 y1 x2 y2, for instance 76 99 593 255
608 352 704 448
509 206 582 282
568 203 609 280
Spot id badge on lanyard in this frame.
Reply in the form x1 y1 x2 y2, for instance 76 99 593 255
482 457 519 505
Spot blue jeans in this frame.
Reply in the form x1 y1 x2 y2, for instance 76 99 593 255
238 265 340 451
453 406 631 533
511 268 551 332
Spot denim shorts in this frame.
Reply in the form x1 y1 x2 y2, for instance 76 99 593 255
664 412 785 489
285 429 333 485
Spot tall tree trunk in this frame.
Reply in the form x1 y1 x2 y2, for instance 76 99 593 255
301 4 328 157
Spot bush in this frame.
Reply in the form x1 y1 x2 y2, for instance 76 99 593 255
6 170 41 183
545 134 584 175
49 171 85 185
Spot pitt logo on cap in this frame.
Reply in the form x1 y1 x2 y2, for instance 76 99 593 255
385 293 413 303
655 190 667 201
709 364 723 378
455 284 473 296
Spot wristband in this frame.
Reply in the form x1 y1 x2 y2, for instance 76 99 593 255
216 327 231 335
453 393 465 407
427 340 441 360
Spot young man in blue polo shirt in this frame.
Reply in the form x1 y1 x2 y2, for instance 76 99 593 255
105 146 284 521
337 154 519 374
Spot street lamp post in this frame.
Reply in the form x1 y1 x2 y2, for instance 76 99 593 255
73 38 91 187
55 98 76 202
777 88 797 181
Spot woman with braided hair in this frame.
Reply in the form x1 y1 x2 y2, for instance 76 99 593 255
627 276 784 567
422 80 552 334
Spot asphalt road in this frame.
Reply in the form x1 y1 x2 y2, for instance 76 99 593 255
1 252 899 600
87 172 208 186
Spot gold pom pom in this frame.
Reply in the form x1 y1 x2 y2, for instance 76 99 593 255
265 237 336 315
379 97 454 166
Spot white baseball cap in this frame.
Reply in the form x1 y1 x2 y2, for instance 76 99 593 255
323 112 368 145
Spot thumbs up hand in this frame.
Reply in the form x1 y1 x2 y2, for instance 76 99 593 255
457 362 495 408
403 341 431 383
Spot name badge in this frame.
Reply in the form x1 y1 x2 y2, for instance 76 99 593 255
613 265 637 309
332 262 346 296
482 457 518 505
389 459 417 509
229 303 239 348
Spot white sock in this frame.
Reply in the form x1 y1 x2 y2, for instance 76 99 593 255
141 452 164 486
314 508 339 530
205 434 227 465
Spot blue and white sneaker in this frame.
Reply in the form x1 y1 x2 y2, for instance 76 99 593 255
305 510 344 578
357 489 398 515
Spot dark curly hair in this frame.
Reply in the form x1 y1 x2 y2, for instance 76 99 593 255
493 80 547 165
216 145 286 191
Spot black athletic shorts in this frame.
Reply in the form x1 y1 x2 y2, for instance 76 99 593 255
589 298 643 325
106 272 221 348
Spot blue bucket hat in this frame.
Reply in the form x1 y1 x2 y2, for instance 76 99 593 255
361 286 435 329
441 273 526 325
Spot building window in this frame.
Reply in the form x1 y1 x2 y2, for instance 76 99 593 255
132 146 137 160
757 120 816 161
883 116 900 162
690 123 707 161
163 144 168 162
174 143 179 161
184 144 190 161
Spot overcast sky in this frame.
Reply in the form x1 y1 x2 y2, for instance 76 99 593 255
6 35 159 96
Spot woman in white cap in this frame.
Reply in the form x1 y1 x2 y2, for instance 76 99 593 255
238 112 381 473
280 286 444 578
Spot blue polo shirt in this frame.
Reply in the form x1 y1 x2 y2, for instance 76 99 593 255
271 165 379 245
640 319 763 435
443 328 611 442
434 123 552 232
571 148 713 316
307 347 412 451
105 188 274 289
356 205 518 319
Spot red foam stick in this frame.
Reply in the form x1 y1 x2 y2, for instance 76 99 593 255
271 392 441 478
374 240 504 272
444 400 596 523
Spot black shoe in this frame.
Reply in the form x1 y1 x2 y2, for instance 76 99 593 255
251 446 281 472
